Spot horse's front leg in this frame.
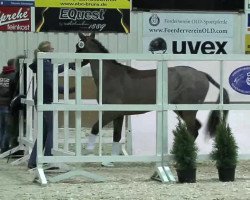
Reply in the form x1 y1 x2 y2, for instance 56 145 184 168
112 116 124 155
86 111 119 152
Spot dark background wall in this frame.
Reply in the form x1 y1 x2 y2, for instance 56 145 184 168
132 0 244 11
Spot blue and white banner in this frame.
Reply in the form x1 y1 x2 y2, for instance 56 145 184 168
0 0 34 7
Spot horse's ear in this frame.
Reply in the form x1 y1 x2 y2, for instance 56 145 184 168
78 32 87 42
90 32 95 39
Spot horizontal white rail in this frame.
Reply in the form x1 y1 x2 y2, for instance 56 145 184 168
37 103 250 111
38 52 250 61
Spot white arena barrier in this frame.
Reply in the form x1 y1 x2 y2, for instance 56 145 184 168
35 52 175 184
0 58 35 163
7 53 250 185
1 58 129 161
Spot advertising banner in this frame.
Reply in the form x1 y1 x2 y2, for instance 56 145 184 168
247 13 250 32
245 34 250 54
0 0 34 7
143 13 234 38
35 8 129 33
133 0 243 12
144 37 233 54
0 7 32 31
143 13 234 54
35 0 130 9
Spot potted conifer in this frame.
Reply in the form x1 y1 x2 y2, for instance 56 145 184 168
170 118 198 183
210 120 238 182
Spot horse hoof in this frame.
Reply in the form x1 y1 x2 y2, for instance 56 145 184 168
101 162 114 167
83 149 95 156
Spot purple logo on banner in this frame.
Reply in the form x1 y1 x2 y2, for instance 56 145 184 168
229 66 250 95
0 0 34 7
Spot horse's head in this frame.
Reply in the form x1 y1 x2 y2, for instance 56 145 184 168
76 32 96 53
76 32 96 66
76 32 109 66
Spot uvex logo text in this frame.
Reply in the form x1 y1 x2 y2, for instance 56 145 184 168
172 41 227 54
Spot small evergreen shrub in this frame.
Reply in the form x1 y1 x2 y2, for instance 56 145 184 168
210 121 238 168
171 118 198 170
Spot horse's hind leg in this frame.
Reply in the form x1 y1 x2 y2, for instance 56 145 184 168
180 111 201 140
113 116 124 142
112 116 124 155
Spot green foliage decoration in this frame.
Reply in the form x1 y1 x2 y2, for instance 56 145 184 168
210 121 238 168
171 118 198 170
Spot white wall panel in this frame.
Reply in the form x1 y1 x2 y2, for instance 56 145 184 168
0 12 244 70
0 32 26 69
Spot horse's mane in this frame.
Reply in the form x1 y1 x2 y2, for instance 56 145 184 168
92 39 109 53
92 38 135 71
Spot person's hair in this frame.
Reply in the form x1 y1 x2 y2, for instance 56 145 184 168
7 58 15 66
33 41 52 61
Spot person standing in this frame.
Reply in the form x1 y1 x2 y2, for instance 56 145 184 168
0 58 17 153
28 41 74 169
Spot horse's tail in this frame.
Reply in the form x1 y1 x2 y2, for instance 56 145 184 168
205 73 230 138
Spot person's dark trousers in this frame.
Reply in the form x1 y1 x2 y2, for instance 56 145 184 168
9 112 19 148
0 107 11 153
28 111 53 168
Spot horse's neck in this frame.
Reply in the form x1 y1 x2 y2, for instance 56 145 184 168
90 59 116 86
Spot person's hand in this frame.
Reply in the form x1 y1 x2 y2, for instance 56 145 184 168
69 87 75 93
69 62 75 70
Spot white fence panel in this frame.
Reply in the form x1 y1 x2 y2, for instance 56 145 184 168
32 52 250 184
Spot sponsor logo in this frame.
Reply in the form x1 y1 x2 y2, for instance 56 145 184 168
0 7 29 26
59 8 106 21
35 8 129 33
149 14 160 26
229 66 250 95
0 7 31 31
0 1 34 7
147 40 228 54
149 37 167 54
172 41 227 54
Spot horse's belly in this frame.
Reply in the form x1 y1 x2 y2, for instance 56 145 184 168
126 82 156 104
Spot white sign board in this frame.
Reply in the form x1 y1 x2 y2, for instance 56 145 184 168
143 13 234 54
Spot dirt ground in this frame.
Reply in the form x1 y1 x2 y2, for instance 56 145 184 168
0 158 249 200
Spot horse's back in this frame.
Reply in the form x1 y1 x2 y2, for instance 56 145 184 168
123 68 156 104
123 65 209 105
169 66 210 104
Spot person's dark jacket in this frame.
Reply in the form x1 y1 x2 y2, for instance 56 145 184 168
0 65 17 106
29 59 66 104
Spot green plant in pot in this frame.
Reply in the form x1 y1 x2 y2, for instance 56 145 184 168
210 120 238 182
171 118 198 183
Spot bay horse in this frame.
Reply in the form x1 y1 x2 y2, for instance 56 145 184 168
76 32 229 155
